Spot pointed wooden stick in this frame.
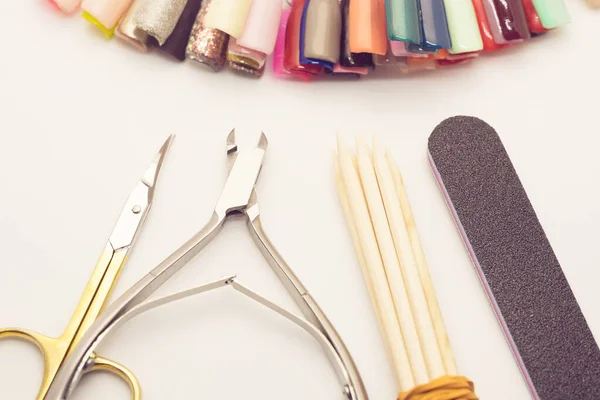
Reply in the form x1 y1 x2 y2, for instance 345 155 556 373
386 149 458 376
334 155 376 309
336 136 415 391
373 138 446 380
355 137 429 385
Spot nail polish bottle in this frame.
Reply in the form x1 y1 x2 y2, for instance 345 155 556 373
419 0 452 49
303 0 342 64
227 38 267 77
273 9 292 77
186 0 230 72
117 0 151 51
299 0 334 69
82 0 136 38
132 0 188 46
483 0 530 43
470 0 505 50
509 0 532 39
385 0 420 44
284 0 323 77
531 0 570 29
53 0 81 13
521 0 548 33
442 0 484 54
158 0 203 61
339 0 374 69
349 0 387 55
203 0 252 38
237 0 282 55
273 8 312 80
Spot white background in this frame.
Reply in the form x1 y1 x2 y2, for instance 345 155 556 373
0 1 598 399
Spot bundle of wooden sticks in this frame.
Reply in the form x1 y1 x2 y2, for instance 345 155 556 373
335 136 477 400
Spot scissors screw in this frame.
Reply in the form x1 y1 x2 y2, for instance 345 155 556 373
132 205 142 214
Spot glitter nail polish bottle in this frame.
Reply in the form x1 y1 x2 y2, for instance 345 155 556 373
186 0 230 72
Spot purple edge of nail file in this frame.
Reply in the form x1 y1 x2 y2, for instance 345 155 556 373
426 116 600 400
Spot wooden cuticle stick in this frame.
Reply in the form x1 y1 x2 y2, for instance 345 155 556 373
336 136 415 391
354 137 429 386
372 138 446 380
386 149 458 376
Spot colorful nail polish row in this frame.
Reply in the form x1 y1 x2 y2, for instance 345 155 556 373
49 0 571 80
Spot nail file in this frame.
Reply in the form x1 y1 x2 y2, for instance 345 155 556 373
427 116 600 400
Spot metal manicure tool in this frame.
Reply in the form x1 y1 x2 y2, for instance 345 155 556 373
0 136 173 400
45 131 368 400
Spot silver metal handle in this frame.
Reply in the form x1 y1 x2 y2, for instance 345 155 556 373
45 212 226 400
246 205 313 322
48 275 360 400
246 209 368 400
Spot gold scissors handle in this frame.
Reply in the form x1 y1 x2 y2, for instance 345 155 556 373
0 137 173 400
0 328 60 398
0 329 139 400
0 245 136 400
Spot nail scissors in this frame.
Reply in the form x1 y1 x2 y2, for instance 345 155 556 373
0 136 173 400
46 131 369 400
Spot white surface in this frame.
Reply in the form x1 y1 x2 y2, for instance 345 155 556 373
0 2 599 399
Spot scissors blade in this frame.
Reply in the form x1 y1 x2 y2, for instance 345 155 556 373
143 134 175 196
109 135 174 250
27 136 175 399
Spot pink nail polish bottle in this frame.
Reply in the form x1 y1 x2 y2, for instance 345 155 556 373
237 0 282 55
273 8 292 77
53 0 81 13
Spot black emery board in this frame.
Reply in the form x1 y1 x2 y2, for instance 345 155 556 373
427 116 600 399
